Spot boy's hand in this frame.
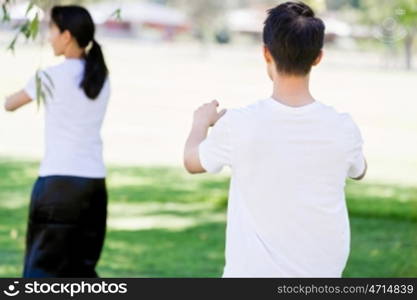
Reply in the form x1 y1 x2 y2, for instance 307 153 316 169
193 100 227 128
185 100 226 174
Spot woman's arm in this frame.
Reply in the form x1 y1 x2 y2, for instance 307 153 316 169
4 90 32 112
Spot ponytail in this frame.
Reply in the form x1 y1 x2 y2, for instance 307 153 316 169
81 40 108 99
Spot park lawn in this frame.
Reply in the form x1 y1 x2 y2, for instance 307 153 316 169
0 157 416 277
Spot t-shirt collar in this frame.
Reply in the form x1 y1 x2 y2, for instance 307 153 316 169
266 97 321 113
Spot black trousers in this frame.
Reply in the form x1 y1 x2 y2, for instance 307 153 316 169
23 176 107 278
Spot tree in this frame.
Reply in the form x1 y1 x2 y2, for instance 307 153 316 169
396 0 417 70
359 0 417 70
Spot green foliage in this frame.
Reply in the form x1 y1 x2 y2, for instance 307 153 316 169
1 2 11 22
1 0 120 106
109 7 122 21
357 0 417 69
34 70 54 109
361 0 417 26
396 0 417 27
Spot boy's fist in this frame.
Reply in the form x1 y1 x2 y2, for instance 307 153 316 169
193 100 227 127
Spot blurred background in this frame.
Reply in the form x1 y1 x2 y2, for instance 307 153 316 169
0 0 416 277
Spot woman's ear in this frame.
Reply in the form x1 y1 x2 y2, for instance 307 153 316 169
61 30 73 45
312 49 324 66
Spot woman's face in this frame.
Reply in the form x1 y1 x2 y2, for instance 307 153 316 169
48 22 70 56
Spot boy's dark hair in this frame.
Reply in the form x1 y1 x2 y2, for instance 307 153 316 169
263 1 325 76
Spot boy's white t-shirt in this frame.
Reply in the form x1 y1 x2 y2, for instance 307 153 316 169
199 98 366 278
24 58 110 178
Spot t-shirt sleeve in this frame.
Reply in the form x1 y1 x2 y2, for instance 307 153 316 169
344 114 366 179
24 69 54 101
24 74 37 101
198 110 233 174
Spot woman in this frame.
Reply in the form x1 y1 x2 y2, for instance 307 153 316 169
4 5 110 277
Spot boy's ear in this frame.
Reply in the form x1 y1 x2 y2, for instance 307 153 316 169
263 45 273 63
312 49 323 66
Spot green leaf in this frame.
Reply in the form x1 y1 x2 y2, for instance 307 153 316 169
34 70 55 110
35 71 42 110
28 12 39 40
42 71 55 89
110 8 122 21
25 1 35 17
1 4 11 22
20 20 31 39
6 34 18 53
43 81 54 100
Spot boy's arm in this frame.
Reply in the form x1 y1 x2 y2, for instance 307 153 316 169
184 100 226 174
350 159 367 181
344 114 367 181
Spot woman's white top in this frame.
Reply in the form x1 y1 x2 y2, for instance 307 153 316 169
25 58 110 178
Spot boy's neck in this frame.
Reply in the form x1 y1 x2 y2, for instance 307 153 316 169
271 73 315 108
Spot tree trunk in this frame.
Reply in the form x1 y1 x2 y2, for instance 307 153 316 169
404 32 414 71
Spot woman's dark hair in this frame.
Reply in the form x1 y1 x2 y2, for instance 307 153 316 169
263 1 325 76
51 5 108 99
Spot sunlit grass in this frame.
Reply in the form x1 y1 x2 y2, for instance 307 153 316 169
0 157 416 277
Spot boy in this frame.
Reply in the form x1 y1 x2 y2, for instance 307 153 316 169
183 1 366 277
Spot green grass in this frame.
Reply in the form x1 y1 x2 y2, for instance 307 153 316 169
0 157 416 277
